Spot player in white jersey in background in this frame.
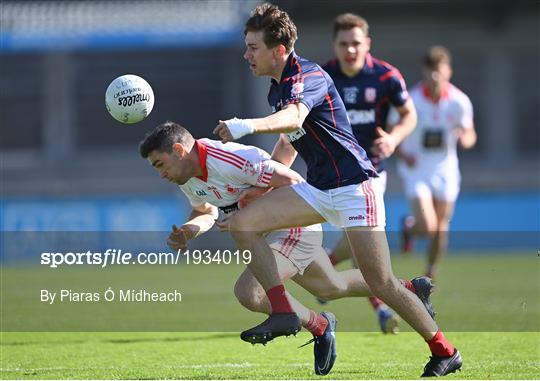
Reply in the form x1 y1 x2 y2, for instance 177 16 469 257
139 121 435 376
397 46 477 279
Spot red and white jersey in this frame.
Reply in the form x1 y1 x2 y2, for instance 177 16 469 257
179 139 275 209
398 83 473 175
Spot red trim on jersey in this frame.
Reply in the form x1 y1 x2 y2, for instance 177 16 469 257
372 56 396 71
195 140 208 182
260 172 272 185
303 71 324 78
366 53 374 68
207 150 243 170
422 83 449 103
206 146 246 170
325 94 338 130
305 121 342 188
379 69 403 82
282 70 323 83
293 55 303 84
206 145 247 166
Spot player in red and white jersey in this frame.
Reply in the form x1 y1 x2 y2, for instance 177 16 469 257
397 46 477 279
139 121 433 376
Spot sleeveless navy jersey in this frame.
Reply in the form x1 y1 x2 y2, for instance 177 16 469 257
322 54 409 171
268 52 377 191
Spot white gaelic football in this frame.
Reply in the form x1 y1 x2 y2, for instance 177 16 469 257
105 74 154 124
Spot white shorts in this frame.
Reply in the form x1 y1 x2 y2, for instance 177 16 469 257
401 170 460 203
291 179 386 228
266 224 322 275
373 170 387 194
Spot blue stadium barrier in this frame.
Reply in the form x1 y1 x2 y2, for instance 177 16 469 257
1 192 538 253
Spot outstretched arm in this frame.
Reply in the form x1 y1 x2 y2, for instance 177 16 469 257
213 103 310 143
167 202 218 251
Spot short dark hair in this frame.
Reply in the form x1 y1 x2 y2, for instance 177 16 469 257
139 121 194 159
244 3 297 52
424 45 452 69
333 13 369 38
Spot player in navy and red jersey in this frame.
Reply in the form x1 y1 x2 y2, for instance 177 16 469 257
319 13 418 334
214 3 461 377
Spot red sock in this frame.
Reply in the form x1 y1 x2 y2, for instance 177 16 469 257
427 330 455 357
266 285 293 314
368 296 383 310
328 253 338 266
401 279 416 294
305 310 328 337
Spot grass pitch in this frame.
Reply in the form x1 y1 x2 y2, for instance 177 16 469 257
2 332 539 379
1 253 539 379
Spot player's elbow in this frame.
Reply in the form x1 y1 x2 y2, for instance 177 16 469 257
281 172 303 186
271 163 304 187
283 106 305 131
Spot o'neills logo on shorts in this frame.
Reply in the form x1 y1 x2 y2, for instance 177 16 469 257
348 215 365 221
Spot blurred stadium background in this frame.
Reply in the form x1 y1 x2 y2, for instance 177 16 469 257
1 4 538 379
1 0 538 240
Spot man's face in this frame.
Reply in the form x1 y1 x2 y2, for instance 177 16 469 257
147 147 192 185
423 62 452 90
244 31 278 77
333 27 371 73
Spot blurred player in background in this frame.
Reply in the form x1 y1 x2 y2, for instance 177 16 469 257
321 13 417 334
397 46 477 280
139 121 433 376
214 3 461 377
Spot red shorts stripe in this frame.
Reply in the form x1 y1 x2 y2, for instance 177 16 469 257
280 228 296 258
284 228 301 258
362 181 373 226
365 180 377 226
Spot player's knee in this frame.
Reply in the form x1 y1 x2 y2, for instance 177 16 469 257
229 213 263 240
234 280 265 312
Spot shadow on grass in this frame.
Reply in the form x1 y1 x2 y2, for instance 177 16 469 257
1 332 239 347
